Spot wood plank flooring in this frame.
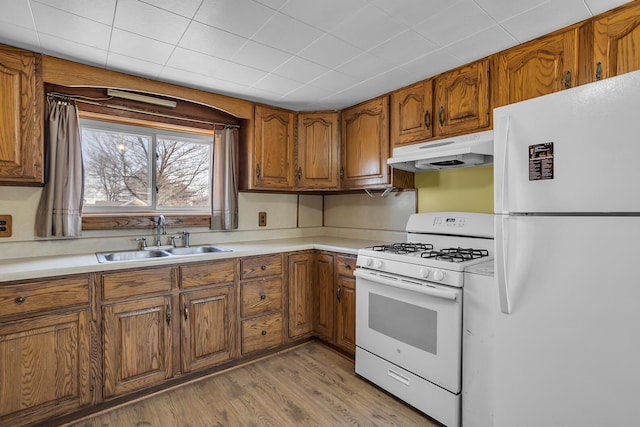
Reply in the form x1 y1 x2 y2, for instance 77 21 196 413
65 341 439 426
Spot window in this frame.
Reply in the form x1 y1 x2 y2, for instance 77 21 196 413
80 119 212 213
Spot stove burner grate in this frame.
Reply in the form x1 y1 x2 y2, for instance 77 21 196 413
372 242 434 254
421 247 489 263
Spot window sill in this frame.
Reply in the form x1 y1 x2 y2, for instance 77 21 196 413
82 213 211 230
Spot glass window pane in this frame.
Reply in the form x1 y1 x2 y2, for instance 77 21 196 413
81 128 152 208
156 137 211 208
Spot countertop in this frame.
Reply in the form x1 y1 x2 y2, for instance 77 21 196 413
0 236 386 283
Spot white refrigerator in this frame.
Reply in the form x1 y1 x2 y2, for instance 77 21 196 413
489 70 640 426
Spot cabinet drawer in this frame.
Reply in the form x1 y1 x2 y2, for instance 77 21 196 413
242 313 283 354
336 254 356 277
241 278 282 317
181 259 236 288
102 267 174 300
240 254 283 280
0 276 89 319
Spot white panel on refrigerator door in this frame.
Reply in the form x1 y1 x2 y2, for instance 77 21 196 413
492 69 640 214
494 216 640 427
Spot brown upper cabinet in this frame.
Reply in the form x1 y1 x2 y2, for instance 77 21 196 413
390 80 434 146
494 29 579 107
593 1 640 81
296 112 340 190
0 44 43 186
245 104 295 190
434 58 491 136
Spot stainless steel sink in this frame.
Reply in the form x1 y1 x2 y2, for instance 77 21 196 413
96 249 170 263
167 245 232 256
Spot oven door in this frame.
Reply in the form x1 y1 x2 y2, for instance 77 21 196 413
354 268 462 393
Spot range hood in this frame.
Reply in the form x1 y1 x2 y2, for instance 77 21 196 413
387 130 493 172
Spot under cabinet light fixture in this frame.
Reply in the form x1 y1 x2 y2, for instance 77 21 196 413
107 89 177 108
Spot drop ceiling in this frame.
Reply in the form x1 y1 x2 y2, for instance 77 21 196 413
0 0 631 111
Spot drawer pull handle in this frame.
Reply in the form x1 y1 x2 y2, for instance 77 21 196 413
259 294 266 300
344 264 351 270
15 296 26 304
261 330 267 336
261 265 267 271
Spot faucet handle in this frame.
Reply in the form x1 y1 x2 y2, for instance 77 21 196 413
134 237 147 249
169 235 182 248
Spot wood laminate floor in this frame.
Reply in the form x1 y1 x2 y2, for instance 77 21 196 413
66 342 439 426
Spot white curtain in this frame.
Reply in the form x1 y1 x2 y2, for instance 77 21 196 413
210 127 238 230
35 98 84 237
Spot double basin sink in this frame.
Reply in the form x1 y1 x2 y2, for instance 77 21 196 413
96 245 232 263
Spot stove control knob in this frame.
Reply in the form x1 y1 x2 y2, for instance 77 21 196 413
433 270 445 281
419 268 429 278
374 260 383 269
362 257 372 267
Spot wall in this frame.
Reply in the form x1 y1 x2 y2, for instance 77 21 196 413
416 165 493 214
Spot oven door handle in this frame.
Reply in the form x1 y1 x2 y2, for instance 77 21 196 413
354 269 459 301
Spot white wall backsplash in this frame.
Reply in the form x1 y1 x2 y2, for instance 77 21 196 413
323 190 417 231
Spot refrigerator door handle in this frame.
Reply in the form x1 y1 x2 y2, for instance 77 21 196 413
496 215 512 314
499 116 511 213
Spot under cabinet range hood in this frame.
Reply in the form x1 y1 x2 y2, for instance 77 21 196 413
387 130 493 172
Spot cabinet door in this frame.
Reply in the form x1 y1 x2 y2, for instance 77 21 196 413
254 105 295 189
340 96 390 189
288 253 313 338
296 112 340 190
181 285 236 373
313 252 335 341
434 58 490 135
0 45 43 185
495 30 579 107
391 80 433 146
103 295 173 398
0 310 90 426
593 2 640 81
335 275 356 354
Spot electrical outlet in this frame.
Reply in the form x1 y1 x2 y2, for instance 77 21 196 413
258 211 267 227
0 215 12 237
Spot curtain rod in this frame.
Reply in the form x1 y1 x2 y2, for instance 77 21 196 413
46 92 240 129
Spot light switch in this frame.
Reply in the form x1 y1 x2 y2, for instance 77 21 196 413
0 215 12 237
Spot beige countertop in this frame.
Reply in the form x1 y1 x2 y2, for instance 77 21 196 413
0 236 386 283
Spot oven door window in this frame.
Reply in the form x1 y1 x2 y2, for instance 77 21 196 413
369 293 437 354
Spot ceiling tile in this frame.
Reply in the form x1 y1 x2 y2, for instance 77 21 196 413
215 61 270 86
472 0 548 23
0 24 40 50
252 73 305 94
501 0 591 43
194 0 276 38
179 21 247 59
231 40 292 72
401 49 463 80
40 33 108 66
279 83 333 101
0 0 36 29
279 0 367 32
253 0 289 10
109 29 175 65
583 0 630 15
369 0 452 27
113 0 190 45
32 0 116 25
307 70 360 92
160 66 252 95
414 0 495 47
330 4 408 51
369 30 437 66
251 12 324 54
445 25 517 63
336 52 394 81
31 2 112 50
107 51 164 79
138 0 202 18
166 47 229 76
297 34 363 69
273 56 331 83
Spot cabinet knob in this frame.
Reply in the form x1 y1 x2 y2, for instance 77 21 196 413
424 110 431 130
261 265 267 271
261 330 267 336
438 106 444 127
15 296 26 304
344 264 351 270
259 294 266 300
256 164 261 178
564 71 572 89
595 62 602 81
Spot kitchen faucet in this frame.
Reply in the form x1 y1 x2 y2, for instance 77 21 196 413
156 215 167 247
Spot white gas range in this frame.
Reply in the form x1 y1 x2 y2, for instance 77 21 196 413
354 212 494 427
